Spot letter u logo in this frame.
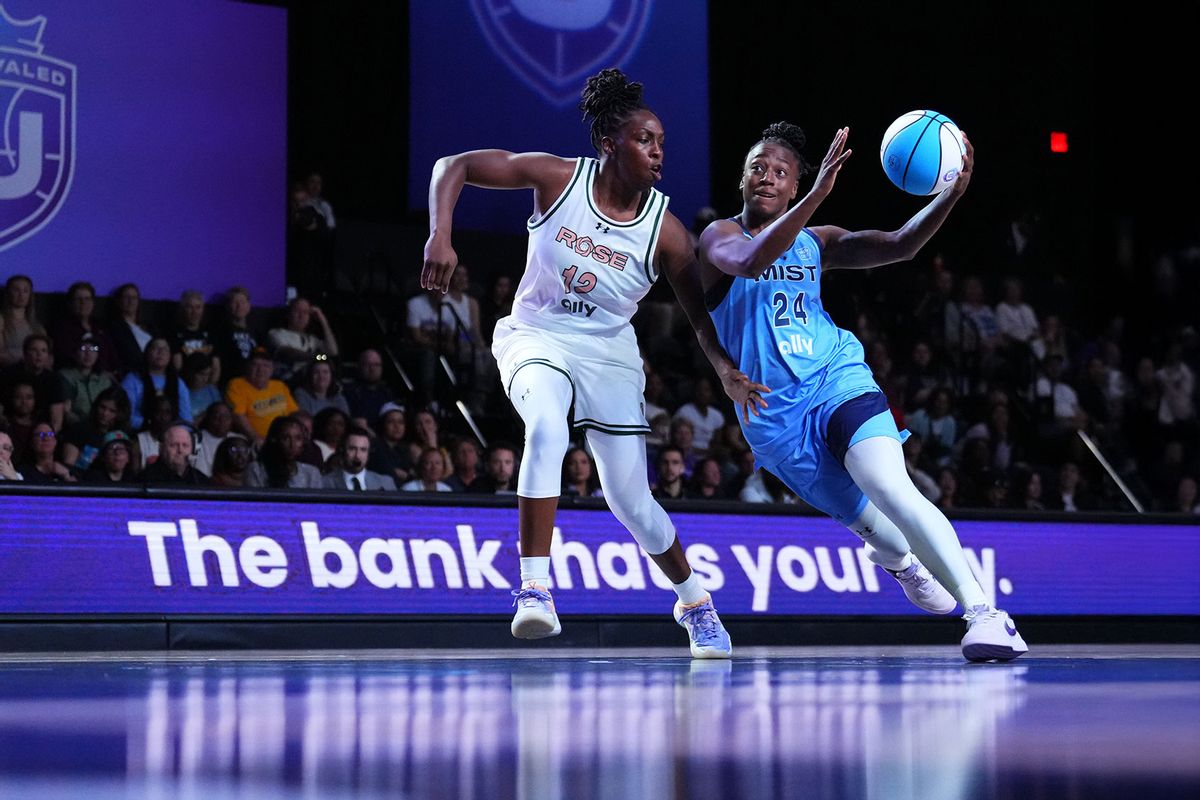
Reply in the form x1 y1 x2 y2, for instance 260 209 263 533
0 112 44 199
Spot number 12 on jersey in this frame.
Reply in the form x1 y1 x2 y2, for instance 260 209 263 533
771 291 807 327
562 265 597 294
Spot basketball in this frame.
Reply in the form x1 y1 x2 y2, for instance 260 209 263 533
880 110 966 195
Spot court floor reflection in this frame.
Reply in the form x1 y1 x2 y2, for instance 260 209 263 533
0 646 1196 799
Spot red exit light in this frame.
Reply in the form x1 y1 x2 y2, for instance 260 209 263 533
1051 131 1069 153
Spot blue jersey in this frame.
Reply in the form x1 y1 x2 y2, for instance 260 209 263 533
707 226 880 466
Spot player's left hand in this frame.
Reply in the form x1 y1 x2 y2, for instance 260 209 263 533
722 370 770 424
950 133 974 195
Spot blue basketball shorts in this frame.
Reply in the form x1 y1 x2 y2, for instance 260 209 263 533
766 392 908 525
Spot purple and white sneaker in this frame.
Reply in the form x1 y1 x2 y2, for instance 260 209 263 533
674 597 732 659
511 583 561 639
961 605 1028 662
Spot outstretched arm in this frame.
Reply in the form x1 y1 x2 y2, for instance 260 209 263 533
422 150 575 292
658 214 770 423
700 128 851 278
817 133 975 271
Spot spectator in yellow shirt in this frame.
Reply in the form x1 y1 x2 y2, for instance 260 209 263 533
225 348 298 447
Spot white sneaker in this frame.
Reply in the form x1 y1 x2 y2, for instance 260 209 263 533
673 597 733 659
510 582 561 639
961 605 1029 662
886 556 957 614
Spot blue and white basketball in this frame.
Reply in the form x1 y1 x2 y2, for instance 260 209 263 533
880 110 966 195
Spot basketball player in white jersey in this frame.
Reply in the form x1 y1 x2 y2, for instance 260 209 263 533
422 69 766 657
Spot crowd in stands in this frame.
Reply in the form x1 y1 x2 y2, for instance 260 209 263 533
3 203 1197 514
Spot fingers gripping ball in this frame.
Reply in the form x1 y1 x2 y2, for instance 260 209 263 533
880 110 966 195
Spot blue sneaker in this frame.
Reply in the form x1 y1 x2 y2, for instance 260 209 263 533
511 583 561 639
674 597 732 659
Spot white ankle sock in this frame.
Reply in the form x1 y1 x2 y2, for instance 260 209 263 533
672 573 708 605
520 557 550 585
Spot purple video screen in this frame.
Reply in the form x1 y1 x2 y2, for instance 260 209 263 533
1 493 1197 616
0 0 287 302
408 0 710 233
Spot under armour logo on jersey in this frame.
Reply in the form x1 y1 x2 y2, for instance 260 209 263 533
595 222 610 234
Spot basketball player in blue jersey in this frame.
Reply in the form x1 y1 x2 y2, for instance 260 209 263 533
422 69 765 658
699 123 1027 662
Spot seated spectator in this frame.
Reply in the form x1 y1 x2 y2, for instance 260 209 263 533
1 334 65 431
120 338 191 431
995 277 1039 346
651 445 687 500
902 433 941 504
288 409 325 469
907 387 958 469
59 332 115 425
562 446 602 498
445 438 483 492
18 423 75 484
141 422 208 485
368 402 414 486
667 417 697 477
405 287 458 401
245 416 323 489
322 427 396 491
1046 461 1096 512
936 468 960 512
739 468 798 504
688 457 725 500
294 354 350 417
51 281 119 374
107 283 155 376
959 276 1001 352
0 431 20 481
643 368 674 424
1034 354 1087 436
267 297 339 381
480 273 515 345
1030 314 1070 368
0 274 46 368
468 442 518 494
673 377 724 453
312 406 349 465
181 352 222 423
1175 475 1200 514
209 435 252 488
344 349 393 430
401 447 453 492
60 386 129 473
3 380 40 463
135 396 179 471
409 408 453 479
1157 341 1196 430
1012 468 1046 512
82 430 136 484
214 286 260 382
225 348 298 447
170 290 221 383
194 401 234 477
646 411 671 448
964 401 1021 473
900 340 948 412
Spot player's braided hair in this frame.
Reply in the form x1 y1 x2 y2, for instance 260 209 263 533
761 121 816 177
580 68 648 155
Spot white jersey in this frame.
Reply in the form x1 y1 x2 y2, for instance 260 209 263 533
509 157 669 337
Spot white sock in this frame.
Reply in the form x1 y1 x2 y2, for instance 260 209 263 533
672 573 708 605
520 557 550 585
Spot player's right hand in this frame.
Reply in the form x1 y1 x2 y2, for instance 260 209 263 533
811 127 852 198
422 235 458 293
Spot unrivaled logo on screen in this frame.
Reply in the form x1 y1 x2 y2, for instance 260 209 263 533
0 3 75 252
470 0 652 107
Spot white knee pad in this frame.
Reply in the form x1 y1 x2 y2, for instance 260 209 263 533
509 365 573 498
588 432 676 554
